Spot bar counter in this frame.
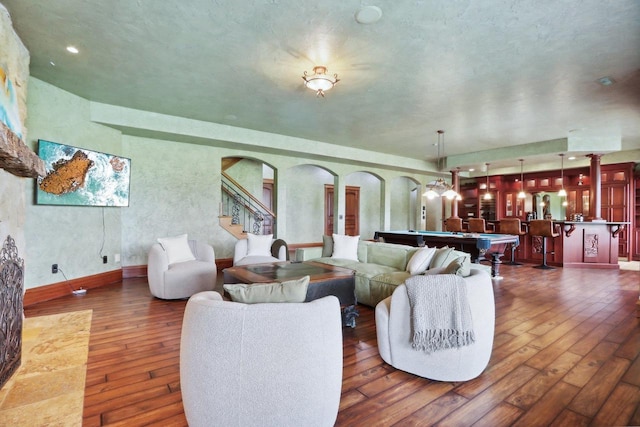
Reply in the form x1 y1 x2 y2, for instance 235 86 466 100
488 220 629 269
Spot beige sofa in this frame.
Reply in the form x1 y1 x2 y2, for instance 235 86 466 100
295 240 483 307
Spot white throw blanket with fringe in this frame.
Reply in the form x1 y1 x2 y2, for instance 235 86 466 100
405 274 475 353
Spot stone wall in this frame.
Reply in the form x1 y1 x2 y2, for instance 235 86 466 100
0 2 30 391
0 4 43 178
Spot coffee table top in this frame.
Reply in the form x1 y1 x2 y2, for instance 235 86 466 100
223 261 354 284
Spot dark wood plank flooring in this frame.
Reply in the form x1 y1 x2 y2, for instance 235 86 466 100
24 264 640 426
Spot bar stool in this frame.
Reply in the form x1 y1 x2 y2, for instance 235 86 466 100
499 218 526 265
468 218 490 233
529 220 560 269
445 217 463 232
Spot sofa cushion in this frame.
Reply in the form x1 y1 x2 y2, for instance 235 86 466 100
366 242 415 270
157 234 196 265
332 234 360 261
313 257 360 269
370 270 412 286
223 276 310 304
354 262 398 279
406 247 436 275
368 271 412 307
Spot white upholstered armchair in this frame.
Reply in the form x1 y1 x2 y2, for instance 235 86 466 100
147 236 217 299
375 268 495 381
180 291 343 427
233 233 288 266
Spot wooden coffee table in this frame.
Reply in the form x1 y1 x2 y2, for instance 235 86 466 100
223 261 358 327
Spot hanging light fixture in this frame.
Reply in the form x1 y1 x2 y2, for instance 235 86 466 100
302 66 339 97
483 163 492 200
517 159 526 199
422 130 460 200
557 153 567 198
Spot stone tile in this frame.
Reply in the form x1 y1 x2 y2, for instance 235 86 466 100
0 310 92 426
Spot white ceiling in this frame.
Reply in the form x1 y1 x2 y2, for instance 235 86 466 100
3 0 640 173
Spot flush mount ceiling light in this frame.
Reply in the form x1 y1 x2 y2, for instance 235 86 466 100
66 45 79 54
355 5 383 24
596 76 615 86
302 66 339 97
423 130 460 200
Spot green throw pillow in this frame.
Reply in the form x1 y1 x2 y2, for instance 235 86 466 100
223 276 310 304
429 246 454 269
443 256 466 276
322 235 333 257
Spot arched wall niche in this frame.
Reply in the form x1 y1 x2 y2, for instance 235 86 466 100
282 164 336 243
345 171 383 240
221 156 277 234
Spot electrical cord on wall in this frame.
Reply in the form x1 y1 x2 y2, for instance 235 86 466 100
58 267 87 295
98 207 106 260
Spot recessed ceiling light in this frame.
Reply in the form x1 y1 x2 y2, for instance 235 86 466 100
596 76 615 86
66 46 79 54
49 61 55 66
568 156 576 160
355 6 382 24
468 168 475 172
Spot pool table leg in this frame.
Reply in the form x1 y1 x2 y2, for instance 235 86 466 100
489 252 504 279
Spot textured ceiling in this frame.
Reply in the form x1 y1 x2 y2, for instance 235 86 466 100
2 0 640 172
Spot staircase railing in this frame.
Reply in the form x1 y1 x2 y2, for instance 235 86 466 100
221 172 275 235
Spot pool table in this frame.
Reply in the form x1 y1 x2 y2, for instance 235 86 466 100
373 230 519 278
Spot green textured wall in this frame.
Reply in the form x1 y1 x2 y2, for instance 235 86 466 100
390 177 419 230
24 78 123 289
120 135 231 265
22 78 439 289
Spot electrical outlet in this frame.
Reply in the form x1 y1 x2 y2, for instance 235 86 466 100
52 264 58 274
103 255 108 264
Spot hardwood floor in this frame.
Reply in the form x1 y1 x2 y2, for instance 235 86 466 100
24 264 640 426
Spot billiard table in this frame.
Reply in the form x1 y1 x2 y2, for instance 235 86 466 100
373 230 519 278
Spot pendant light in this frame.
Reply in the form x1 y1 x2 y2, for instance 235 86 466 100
483 163 491 200
517 159 526 199
557 154 567 197
423 130 460 200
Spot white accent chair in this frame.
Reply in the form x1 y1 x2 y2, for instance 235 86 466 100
233 237 288 266
147 240 216 299
375 268 495 381
180 291 343 427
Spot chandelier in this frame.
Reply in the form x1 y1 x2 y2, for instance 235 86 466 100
302 66 339 97
423 130 460 200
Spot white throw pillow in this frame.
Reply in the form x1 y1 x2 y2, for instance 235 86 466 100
157 234 195 265
331 234 360 261
246 233 273 257
406 247 437 275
